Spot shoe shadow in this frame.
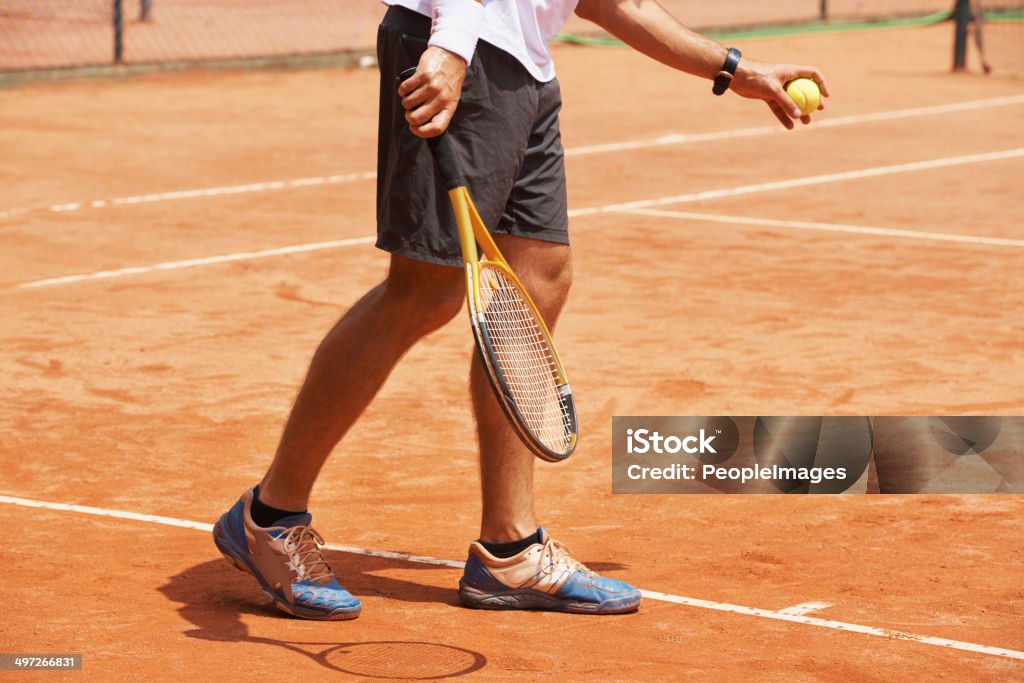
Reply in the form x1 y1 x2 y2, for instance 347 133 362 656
584 562 630 573
324 550 464 606
159 554 487 679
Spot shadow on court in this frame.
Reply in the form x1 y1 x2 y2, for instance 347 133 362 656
159 554 487 679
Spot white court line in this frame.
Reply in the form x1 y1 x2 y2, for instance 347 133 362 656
625 209 1024 249
325 544 466 569
15 236 376 289
640 589 1023 660
777 601 835 616
0 207 28 221
0 494 214 532
43 171 379 215
565 94 1024 156
569 148 1024 217
10 148 1023 290
2 95 1023 221
0 493 1021 661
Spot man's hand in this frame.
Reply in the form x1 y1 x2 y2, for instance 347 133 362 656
397 46 467 138
730 59 830 129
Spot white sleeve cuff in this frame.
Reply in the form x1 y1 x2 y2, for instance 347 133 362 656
428 0 484 64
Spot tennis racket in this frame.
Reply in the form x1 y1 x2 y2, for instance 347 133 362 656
398 67 578 462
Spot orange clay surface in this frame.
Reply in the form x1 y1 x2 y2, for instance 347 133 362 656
1 22 1023 681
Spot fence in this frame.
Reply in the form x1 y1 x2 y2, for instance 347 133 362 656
0 0 384 74
1 0 1019 78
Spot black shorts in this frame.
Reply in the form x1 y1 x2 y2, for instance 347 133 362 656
375 6 569 267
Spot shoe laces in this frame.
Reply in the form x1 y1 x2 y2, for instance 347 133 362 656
279 525 334 584
540 538 594 579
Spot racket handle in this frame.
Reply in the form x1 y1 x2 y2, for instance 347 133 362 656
396 66 467 190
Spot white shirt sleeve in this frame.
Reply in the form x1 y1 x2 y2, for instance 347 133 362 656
428 0 484 64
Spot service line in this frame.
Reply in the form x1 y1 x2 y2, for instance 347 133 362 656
569 148 1024 217
623 209 1024 249
15 237 376 289
11 147 1023 290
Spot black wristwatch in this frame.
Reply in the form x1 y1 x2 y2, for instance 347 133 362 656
712 47 742 96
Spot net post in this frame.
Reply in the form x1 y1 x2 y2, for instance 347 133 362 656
140 0 152 22
113 0 124 64
819 0 828 22
952 0 971 71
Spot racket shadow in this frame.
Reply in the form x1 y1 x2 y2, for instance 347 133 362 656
160 554 485 678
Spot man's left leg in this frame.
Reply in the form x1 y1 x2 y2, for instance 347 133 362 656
458 234 642 614
475 235 570 544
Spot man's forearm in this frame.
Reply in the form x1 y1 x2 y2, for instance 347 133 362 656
575 0 728 80
574 0 830 129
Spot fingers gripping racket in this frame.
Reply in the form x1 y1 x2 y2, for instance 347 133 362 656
398 67 578 462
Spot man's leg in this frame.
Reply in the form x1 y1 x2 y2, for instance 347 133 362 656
213 253 463 621
473 235 573 543
460 234 642 614
258 253 464 512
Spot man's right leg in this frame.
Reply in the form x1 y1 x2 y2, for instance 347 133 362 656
258 253 463 512
214 253 463 620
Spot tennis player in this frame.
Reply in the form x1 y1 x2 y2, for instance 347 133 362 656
214 0 830 620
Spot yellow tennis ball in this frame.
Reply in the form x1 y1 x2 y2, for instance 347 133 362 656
785 77 821 116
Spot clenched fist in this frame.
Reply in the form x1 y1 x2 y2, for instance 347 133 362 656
397 46 467 138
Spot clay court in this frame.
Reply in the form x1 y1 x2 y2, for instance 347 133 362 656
1 9 1023 680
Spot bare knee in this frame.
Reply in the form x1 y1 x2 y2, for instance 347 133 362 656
500 239 573 320
537 256 573 320
538 249 573 300
382 254 464 334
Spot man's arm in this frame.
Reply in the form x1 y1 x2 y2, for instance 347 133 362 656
575 0 830 129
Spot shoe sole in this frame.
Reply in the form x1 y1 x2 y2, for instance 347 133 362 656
458 583 641 614
212 518 361 621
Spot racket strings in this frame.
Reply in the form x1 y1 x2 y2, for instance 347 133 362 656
478 265 573 452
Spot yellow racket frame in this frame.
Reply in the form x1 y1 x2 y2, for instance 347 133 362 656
448 185 577 459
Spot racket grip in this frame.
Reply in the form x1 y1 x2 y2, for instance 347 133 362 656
396 66 467 190
427 134 467 191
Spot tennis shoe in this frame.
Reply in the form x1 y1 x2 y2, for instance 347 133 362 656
213 487 361 620
458 528 641 614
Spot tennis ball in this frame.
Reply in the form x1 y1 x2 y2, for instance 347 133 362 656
785 77 821 116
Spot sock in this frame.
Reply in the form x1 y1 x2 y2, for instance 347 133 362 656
480 530 542 559
250 485 306 528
